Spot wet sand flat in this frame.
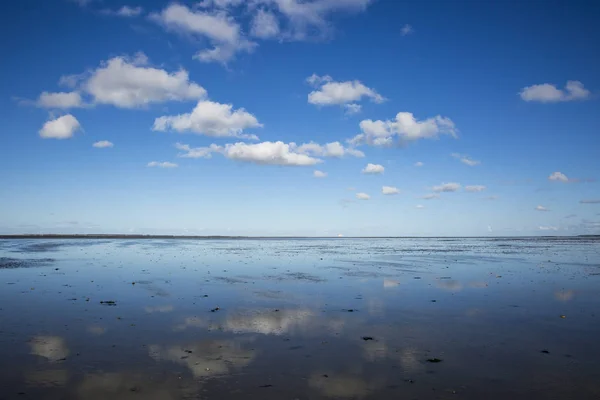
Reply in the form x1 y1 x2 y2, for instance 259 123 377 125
0 237 599 399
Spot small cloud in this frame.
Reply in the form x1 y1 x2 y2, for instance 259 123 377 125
92 140 113 148
535 205 550 211
488 225 493 233
539 226 559 231
451 153 480 166
313 170 327 178
362 163 384 174
564 214 577 219
347 187 356 191
356 192 370 200
307 75 385 108
520 80 591 103
400 24 413 36
344 103 362 115
421 193 439 200
147 161 178 168
483 195 498 201
548 171 569 182
432 182 461 193
415 204 424 209
382 186 399 195
39 114 81 139
414 161 424 167
101 5 143 17
465 185 486 192
580 199 600 204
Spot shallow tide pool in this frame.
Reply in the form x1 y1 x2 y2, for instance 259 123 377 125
1 237 599 399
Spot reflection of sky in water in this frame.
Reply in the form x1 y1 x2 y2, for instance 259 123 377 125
0 237 599 399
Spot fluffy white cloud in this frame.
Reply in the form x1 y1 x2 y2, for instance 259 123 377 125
253 0 373 40
147 161 178 168
382 186 399 195
356 192 370 200
296 141 364 158
177 141 322 166
251 9 280 38
39 114 81 139
539 226 559 231
519 81 590 103
401 24 413 36
362 163 384 174
175 140 361 165
548 171 569 182
465 185 486 192
153 100 261 139
421 193 439 200
307 74 385 106
350 112 457 146
432 182 461 193
93 140 114 148
414 161 424 167
451 153 480 166
152 4 255 64
36 91 83 109
415 204 424 209
314 170 327 178
83 53 206 108
535 205 550 211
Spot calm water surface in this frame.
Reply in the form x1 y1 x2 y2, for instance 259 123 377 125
0 238 599 399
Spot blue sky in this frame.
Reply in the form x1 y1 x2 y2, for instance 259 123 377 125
1 0 599 236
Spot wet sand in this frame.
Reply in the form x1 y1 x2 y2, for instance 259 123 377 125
0 237 599 399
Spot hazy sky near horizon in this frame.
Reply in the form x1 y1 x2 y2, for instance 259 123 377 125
1 0 599 236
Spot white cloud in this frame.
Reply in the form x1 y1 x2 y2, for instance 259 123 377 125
415 204 424 209
175 140 361 165
147 161 178 168
92 140 114 148
308 75 385 107
519 80 590 103
400 24 413 36
251 9 280 38
39 114 81 139
314 170 327 178
548 171 569 182
116 5 142 16
151 4 256 64
344 103 362 115
362 163 384 174
414 161 424 167
382 186 399 195
153 100 261 139
83 53 206 108
68 0 94 7
535 205 550 211
356 192 370 200
197 0 245 8
101 6 143 17
350 112 457 146
432 182 461 193
451 153 480 166
253 0 373 40
539 226 559 231
421 193 439 200
465 185 486 192
296 141 364 158
37 91 83 109
177 141 322 166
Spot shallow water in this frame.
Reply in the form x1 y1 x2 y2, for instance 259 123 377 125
1 237 599 399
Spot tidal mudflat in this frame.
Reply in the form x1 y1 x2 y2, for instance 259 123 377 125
0 237 599 399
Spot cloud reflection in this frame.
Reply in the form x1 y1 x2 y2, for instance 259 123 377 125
29 336 69 362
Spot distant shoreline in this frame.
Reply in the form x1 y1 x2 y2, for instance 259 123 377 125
0 234 597 240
